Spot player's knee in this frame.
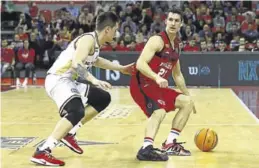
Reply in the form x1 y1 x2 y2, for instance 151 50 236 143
176 95 193 109
88 87 111 112
63 97 85 126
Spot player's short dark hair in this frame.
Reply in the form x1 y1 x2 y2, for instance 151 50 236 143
167 7 182 21
96 12 119 31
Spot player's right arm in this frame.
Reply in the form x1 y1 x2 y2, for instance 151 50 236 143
71 35 95 79
136 36 168 88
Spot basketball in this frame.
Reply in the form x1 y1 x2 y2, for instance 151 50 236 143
194 128 218 152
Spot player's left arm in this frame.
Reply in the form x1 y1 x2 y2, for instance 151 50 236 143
172 60 190 96
94 57 133 75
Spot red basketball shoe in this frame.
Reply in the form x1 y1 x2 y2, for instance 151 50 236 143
30 148 65 166
61 133 83 154
162 139 191 156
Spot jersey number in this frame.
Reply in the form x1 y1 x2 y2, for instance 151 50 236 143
158 68 167 77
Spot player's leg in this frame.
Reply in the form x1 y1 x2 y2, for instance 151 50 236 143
31 76 85 166
61 83 111 154
130 80 168 161
136 108 168 161
162 91 193 156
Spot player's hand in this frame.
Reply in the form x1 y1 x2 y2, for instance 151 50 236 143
92 79 112 90
155 75 168 88
120 63 135 75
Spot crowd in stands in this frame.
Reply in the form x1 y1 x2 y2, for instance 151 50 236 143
1 1 259 85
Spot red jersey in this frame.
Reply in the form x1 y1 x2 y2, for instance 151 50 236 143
135 31 181 85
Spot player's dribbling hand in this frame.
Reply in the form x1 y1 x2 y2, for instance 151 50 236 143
155 75 168 88
92 80 112 90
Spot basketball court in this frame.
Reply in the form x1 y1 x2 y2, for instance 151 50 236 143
1 87 259 168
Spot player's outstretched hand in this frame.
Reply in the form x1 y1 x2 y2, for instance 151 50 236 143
120 63 135 75
92 79 112 90
155 75 168 88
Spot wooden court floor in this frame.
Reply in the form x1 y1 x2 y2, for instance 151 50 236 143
1 87 259 168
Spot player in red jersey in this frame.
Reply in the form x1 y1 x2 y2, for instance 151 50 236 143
130 7 197 161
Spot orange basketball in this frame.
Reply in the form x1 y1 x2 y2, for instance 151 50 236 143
194 128 218 152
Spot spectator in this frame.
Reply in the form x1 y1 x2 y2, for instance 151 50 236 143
238 37 247 52
119 26 136 46
229 38 240 51
181 25 194 41
116 40 130 51
16 27 29 41
243 23 259 42
252 39 259 51
120 16 137 34
183 39 200 52
1 40 15 76
200 40 208 52
150 15 165 34
226 15 241 33
29 32 44 67
17 13 32 33
16 40 35 87
199 24 212 40
138 9 153 31
80 7 94 25
66 1 79 19
139 24 149 41
207 42 215 51
216 41 228 52
213 11 225 28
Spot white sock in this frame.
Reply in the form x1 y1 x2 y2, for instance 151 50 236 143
69 122 82 135
39 136 58 151
142 137 154 149
16 78 20 84
166 128 181 144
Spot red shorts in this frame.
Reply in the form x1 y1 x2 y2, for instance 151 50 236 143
130 76 181 117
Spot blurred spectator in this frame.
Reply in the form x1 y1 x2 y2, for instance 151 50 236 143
241 14 257 33
138 9 153 31
226 23 241 44
150 15 165 35
214 32 225 48
1 40 15 76
238 37 247 52
200 40 208 52
80 7 94 25
66 1 79 19
24 2 38 18
230 38 240 51
119 26 136 46
199 24 212 40
183 39 199 52
120 16 137 34
29 32 44 67
216 41 228 52
139 24 149 41
16 26 29 41
17 13 32 33
131 2 142 24
207 42 215 51
16 40 35 87
3 1 16 13
181 25 194 41
243 23 259 42
116 40 130 51
252 39 259 51
226 15 241 33
213 11 225 29
12 34 24 53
